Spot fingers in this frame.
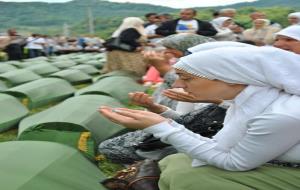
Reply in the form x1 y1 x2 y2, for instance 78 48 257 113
98 107 133 125
163 89 195 102
129 92 154 107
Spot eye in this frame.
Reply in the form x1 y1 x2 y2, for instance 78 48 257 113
181 78 192 81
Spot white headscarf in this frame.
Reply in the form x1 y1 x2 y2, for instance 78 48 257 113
112 17 146 38
175 46 300 95
211 17 232 29
174 47 300 164
275 25 300 41
288 12 300 25
188 41 254 53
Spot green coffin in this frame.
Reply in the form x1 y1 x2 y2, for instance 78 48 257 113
5 78 75 108
18 95 126 145
18 128 95 160
93 70 140 82
25 63 60 76
0 80 8 91
12 61 48 68
51 60 77 69
71 65 99 75
0 141 107 190
0 69 42 87
49 69 92 85
0 64 17 74
77 76 146 104
85 60 105 69
0 94 29 132
23 56 49 62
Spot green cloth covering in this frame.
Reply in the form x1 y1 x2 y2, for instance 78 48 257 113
159 153 300 190
49 69 92 85
0 94 29 132
3 61 21 65
0 80 8 91
12 61 48 68
25 63 60 76
93 70 140 82
5 78 75 109
0 141 107 190
51 60 77 69
18 95 126 145
71 64 99 75
85 60 105 69
23 56 49 62
18 128 95 160
0 64 17 74
77 75 146 104
0 69 42 87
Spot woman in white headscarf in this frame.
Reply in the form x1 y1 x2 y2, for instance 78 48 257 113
243 19 280 46
274 25 300 54
100 46 300 189
103 17 148 77
210 17 238 41
288 12 300 25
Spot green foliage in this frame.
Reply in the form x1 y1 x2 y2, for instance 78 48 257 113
0 0 299 38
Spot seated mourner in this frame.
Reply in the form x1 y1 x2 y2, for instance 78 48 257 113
100 46 300 189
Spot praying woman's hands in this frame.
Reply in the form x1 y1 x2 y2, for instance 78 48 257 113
98 106 167 129
129 92 168 114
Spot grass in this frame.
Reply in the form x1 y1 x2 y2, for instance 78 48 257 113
0 129 18 142
97 156 125 177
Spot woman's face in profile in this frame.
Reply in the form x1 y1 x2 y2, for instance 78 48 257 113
172 69 245 100
288 16 299 25
223 19 232 27
274 35 300 54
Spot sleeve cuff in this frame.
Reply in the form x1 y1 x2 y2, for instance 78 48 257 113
143 120 182 134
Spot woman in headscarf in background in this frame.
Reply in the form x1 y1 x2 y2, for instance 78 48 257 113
273 25 300 54
100 46 300 189
102 17 148 77
243 19 280 46
210 17 238 41
287 12 300 25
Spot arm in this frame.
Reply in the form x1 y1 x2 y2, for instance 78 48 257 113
144 114 300 171
197 21 218 36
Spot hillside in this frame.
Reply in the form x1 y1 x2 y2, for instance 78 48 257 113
0 0 175 34
0 0 299 37
227 0 300 8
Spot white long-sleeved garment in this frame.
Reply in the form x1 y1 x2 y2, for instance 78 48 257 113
144 88 300 171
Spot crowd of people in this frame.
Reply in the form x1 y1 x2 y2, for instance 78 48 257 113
0 30 105 60
98 8 300 190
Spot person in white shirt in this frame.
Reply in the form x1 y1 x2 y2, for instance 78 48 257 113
26 34 45 58
144 15 163 44
99 45 300 189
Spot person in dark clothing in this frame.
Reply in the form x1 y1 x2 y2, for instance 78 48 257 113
155 8 217 37
4 29 26 60
118 28 142 51
102 17 148 76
